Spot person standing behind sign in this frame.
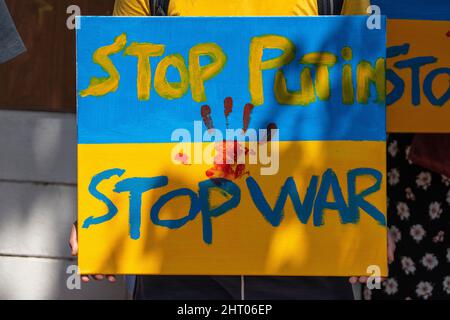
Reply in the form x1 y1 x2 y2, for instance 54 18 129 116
113 0 370 16
70 0 394 300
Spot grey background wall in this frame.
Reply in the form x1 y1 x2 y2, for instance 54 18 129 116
0 0 124 300
0 110 126 299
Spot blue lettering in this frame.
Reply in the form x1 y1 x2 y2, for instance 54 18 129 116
151 188 201 229
314 169 352 226
198 179 241 244
246 176 318 226
423 67 450 106
394 56 437 106
114 176 168 239
347 168 386 226
82 168 125 229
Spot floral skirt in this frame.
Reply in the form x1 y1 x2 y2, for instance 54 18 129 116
365 134 450 300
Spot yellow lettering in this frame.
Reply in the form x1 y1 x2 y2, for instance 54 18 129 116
275 68 315 105
356 58 385 104
301 52 337 101
189 43 227 102
154 54 189 100
249 35 295 106
80 33 127 97
124 42 165 101
341 47 354 105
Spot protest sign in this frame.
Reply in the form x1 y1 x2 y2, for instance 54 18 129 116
77 16 387 276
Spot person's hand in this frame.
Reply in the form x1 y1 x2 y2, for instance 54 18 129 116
349 230 396 284
69 221 117 283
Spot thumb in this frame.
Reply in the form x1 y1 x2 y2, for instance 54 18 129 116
387 231 396 264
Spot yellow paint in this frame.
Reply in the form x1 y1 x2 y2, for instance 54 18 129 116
78 141 387 276
341 47 352 61
154 54 190 100
188 43 227 102
80 34 127 98
301 52 337 101
124 42 165 101
341 47 355 105
274 68 316 105
342 64 355 105
79 35 386 108
387 19 450 132
356 58 385 104
249 35 296 106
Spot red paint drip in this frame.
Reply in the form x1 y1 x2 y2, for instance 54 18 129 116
205 140 250 180
266 122 278 142
174 151 190 165
224 97 233 128
447 30 450 37
201 105 214 130
243 103 254 132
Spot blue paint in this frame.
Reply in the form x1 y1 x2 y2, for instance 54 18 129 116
246 176 318 226
423 68 450 107
387 44 409 59
77 17 386 144
114 176 168 240
198 178 241 244
394 56 438 106
386 44 409 106
371 0 450 21
313 169 352 226
82 168 125 229
83 167 386 243
151 188 201 229
386 69 404 106
347 168 386 226
388 43 448 107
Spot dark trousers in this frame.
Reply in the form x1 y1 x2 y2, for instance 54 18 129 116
134 275 354 300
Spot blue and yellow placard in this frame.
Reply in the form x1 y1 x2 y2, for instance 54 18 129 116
77 16 387 276
372 0 450 132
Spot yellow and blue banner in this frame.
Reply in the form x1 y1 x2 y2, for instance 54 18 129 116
372 0 450 132
77 16 387 276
